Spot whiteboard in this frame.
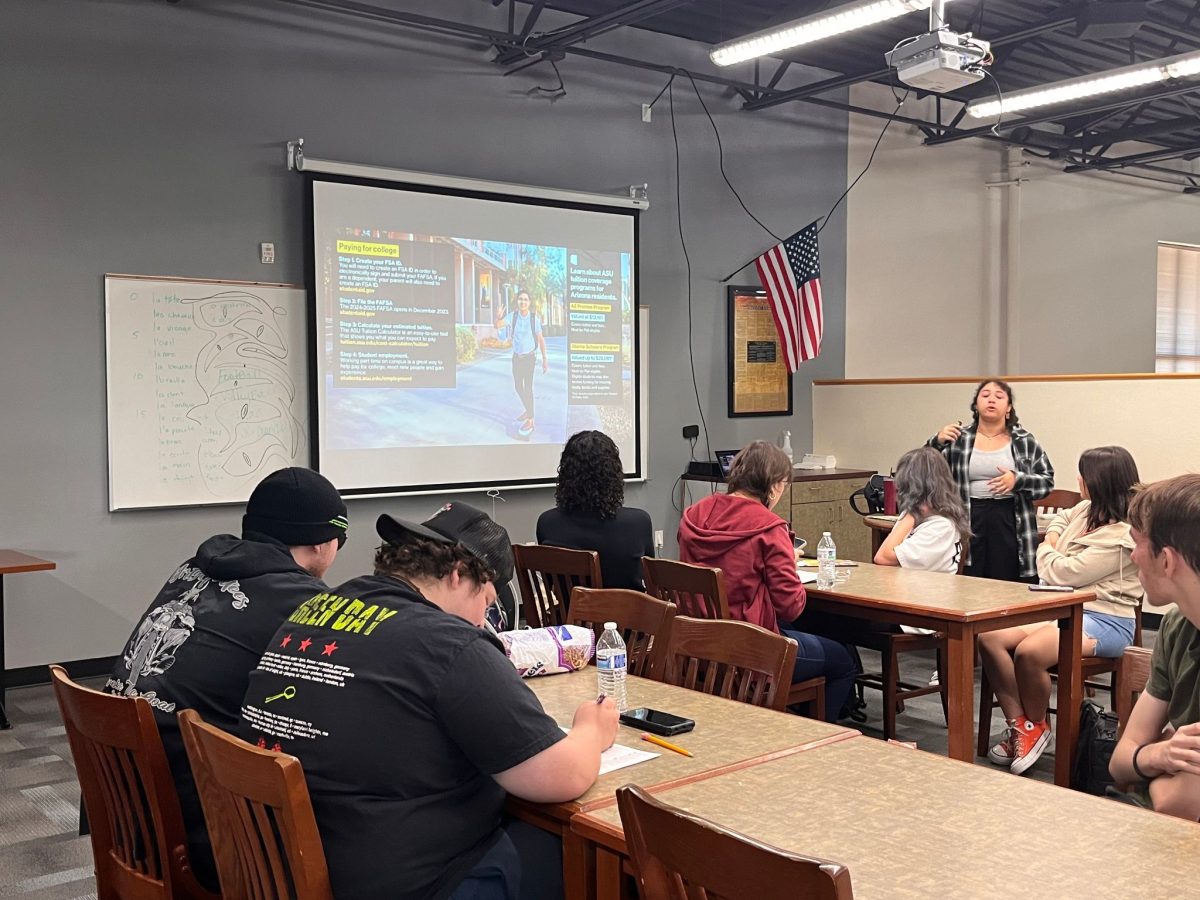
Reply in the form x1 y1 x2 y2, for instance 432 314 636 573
105 275 309 510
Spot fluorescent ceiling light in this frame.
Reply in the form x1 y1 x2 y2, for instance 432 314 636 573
968 49 1200 119
710 0 951 67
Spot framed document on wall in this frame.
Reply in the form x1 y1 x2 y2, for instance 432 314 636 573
727 285 792 418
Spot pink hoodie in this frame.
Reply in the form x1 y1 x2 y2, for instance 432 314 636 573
677 493 806 634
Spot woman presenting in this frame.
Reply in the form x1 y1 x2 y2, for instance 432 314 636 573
927 379 1054 582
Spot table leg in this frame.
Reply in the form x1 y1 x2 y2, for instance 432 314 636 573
596 848 624 900
944 622 977 762
563 829 596 900
0 574 9 730
1054 605 1084 788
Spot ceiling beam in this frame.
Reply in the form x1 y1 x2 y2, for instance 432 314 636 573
493 0 695 65
1071 114 1200 148
1064 142 1200 171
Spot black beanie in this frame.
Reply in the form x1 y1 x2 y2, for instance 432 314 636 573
242 468 348 547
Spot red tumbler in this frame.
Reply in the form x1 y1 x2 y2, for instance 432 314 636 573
883 477 897 515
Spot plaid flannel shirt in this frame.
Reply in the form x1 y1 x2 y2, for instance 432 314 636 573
926 423 1054 578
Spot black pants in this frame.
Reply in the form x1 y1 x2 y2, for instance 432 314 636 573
967 498 1025 582
512 351 536 418
449 818 563 900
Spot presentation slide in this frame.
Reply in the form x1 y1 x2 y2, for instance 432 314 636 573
310 177 639 493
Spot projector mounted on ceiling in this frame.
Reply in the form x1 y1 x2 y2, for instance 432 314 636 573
885 28 991 93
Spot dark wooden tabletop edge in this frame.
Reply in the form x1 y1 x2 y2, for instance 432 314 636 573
805 589 1095 622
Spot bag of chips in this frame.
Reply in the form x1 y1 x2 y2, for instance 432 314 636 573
498 625 595 678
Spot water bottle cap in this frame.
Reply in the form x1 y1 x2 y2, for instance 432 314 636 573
822 531 831 537
604 622 617 631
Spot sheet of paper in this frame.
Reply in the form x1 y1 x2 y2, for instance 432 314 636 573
598 742 660 775
559 726 659 774
796 568 818 584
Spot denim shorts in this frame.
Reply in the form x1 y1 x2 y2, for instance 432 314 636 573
1083 610 1136 658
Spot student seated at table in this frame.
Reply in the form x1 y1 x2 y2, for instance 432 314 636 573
874 447 969 574
240 502 619 900
677 440 858 722
537 429 655 590
981 446 1142 776
867 446 971 685
1111 474 1200 821
103 467 349 890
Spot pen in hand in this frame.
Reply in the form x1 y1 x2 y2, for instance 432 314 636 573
596 693 607 704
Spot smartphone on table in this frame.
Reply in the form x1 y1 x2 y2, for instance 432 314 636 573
618 707 696 737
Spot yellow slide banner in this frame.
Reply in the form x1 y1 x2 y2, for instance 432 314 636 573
337 240 400 258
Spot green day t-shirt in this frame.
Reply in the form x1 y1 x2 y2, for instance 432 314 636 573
238 575 565 900
1145 607 1200 731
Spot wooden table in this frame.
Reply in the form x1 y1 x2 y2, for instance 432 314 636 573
802 563 1091 786
514 670 858 898
0 550 56 729
572 735 1200 900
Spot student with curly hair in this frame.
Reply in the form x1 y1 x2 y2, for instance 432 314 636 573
537 430 655 590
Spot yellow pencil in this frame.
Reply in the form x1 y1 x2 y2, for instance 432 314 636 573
641 733 693 757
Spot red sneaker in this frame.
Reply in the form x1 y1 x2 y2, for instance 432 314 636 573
1010 717 1051 776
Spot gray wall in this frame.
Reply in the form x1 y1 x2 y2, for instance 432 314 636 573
0 0 847 669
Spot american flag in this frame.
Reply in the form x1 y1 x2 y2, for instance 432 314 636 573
754 221 823 373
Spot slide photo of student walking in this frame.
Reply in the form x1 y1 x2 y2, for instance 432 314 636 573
319 233 631 449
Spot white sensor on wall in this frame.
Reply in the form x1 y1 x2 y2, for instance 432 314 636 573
260 242 275 264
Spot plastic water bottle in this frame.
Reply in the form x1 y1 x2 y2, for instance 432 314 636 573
781 430 794 465
595 622 628 712
817 532 837 588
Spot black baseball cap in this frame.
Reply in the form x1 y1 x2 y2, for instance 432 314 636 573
242 468 349 548
376 502 513 586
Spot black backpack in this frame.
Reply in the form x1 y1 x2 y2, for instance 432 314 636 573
1071 699 1119 795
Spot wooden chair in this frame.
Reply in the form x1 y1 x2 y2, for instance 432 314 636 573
643 556 825 718
568 587 677 678
513 544 602 628
49 665 216 900
1115 646 1154 737
1036 489 1083 515
178 709 333 900
658 616 797 712
854 630 947 740
617 784 854 900
976 607 1144 758
641 557 729 619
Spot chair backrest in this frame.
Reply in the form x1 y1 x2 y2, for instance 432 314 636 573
641 557 730 620
1115 646 1154 737
658 616 797 712
568 587 677 678
178 709 333 900
617 784 854 900
1035 489 1083 514
514 544 602 628
49 665 213 900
